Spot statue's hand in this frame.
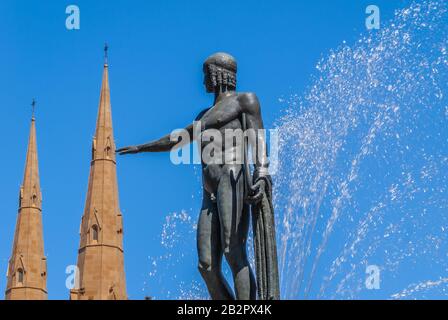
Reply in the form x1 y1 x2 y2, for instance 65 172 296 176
246 175 272 204
246 179 265 204
116 146 140 155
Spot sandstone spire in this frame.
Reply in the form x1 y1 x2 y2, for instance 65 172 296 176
70 58 127 300
5 115 47 300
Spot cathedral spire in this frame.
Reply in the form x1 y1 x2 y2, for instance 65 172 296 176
71 54 127 300
5 113 47 300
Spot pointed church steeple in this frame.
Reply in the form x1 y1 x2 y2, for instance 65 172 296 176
6 111 47 300
71 50 127 300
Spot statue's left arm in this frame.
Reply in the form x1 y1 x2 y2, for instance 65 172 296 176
239 93 271 203
239 93 270 173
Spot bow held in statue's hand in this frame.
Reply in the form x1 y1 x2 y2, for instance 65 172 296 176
116 146 140 155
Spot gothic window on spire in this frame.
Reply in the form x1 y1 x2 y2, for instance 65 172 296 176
92 225 99 243
41 257 47 279
32 185 38 206
18 186 24 207
105 136 112 158
116 213 123 234
17 268 24 285
92 138 97 160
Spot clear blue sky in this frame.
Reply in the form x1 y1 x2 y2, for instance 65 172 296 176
0 0 415 300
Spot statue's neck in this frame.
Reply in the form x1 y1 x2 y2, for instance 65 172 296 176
214 86 234 104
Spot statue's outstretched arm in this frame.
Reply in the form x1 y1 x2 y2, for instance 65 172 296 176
117 108 210 156
117 123 194 155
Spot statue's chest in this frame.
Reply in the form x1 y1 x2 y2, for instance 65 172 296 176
219 117 242 131
199 117 242 151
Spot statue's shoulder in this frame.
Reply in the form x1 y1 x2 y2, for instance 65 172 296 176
237 92 260 113
195 107 211 121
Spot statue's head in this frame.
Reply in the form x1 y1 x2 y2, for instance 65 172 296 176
203 52 237 93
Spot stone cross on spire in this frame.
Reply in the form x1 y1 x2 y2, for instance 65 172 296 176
104 43 109 66
31 99 36 120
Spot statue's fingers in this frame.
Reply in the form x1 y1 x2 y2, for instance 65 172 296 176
116 148 126 153
118 147 136 155
254 191 264 202
247 189 264 204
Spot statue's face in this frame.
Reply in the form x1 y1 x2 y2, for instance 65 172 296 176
203 67 214 93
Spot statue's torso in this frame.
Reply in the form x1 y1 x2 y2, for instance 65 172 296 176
199 95 244 195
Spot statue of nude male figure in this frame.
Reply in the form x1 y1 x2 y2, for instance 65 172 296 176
118 52 272 300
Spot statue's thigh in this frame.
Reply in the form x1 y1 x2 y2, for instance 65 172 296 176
197 193 222 269
216 166 248 252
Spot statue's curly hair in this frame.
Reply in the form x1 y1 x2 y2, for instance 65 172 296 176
206 64 237 90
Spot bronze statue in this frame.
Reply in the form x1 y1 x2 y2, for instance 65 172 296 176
117 52 279 300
